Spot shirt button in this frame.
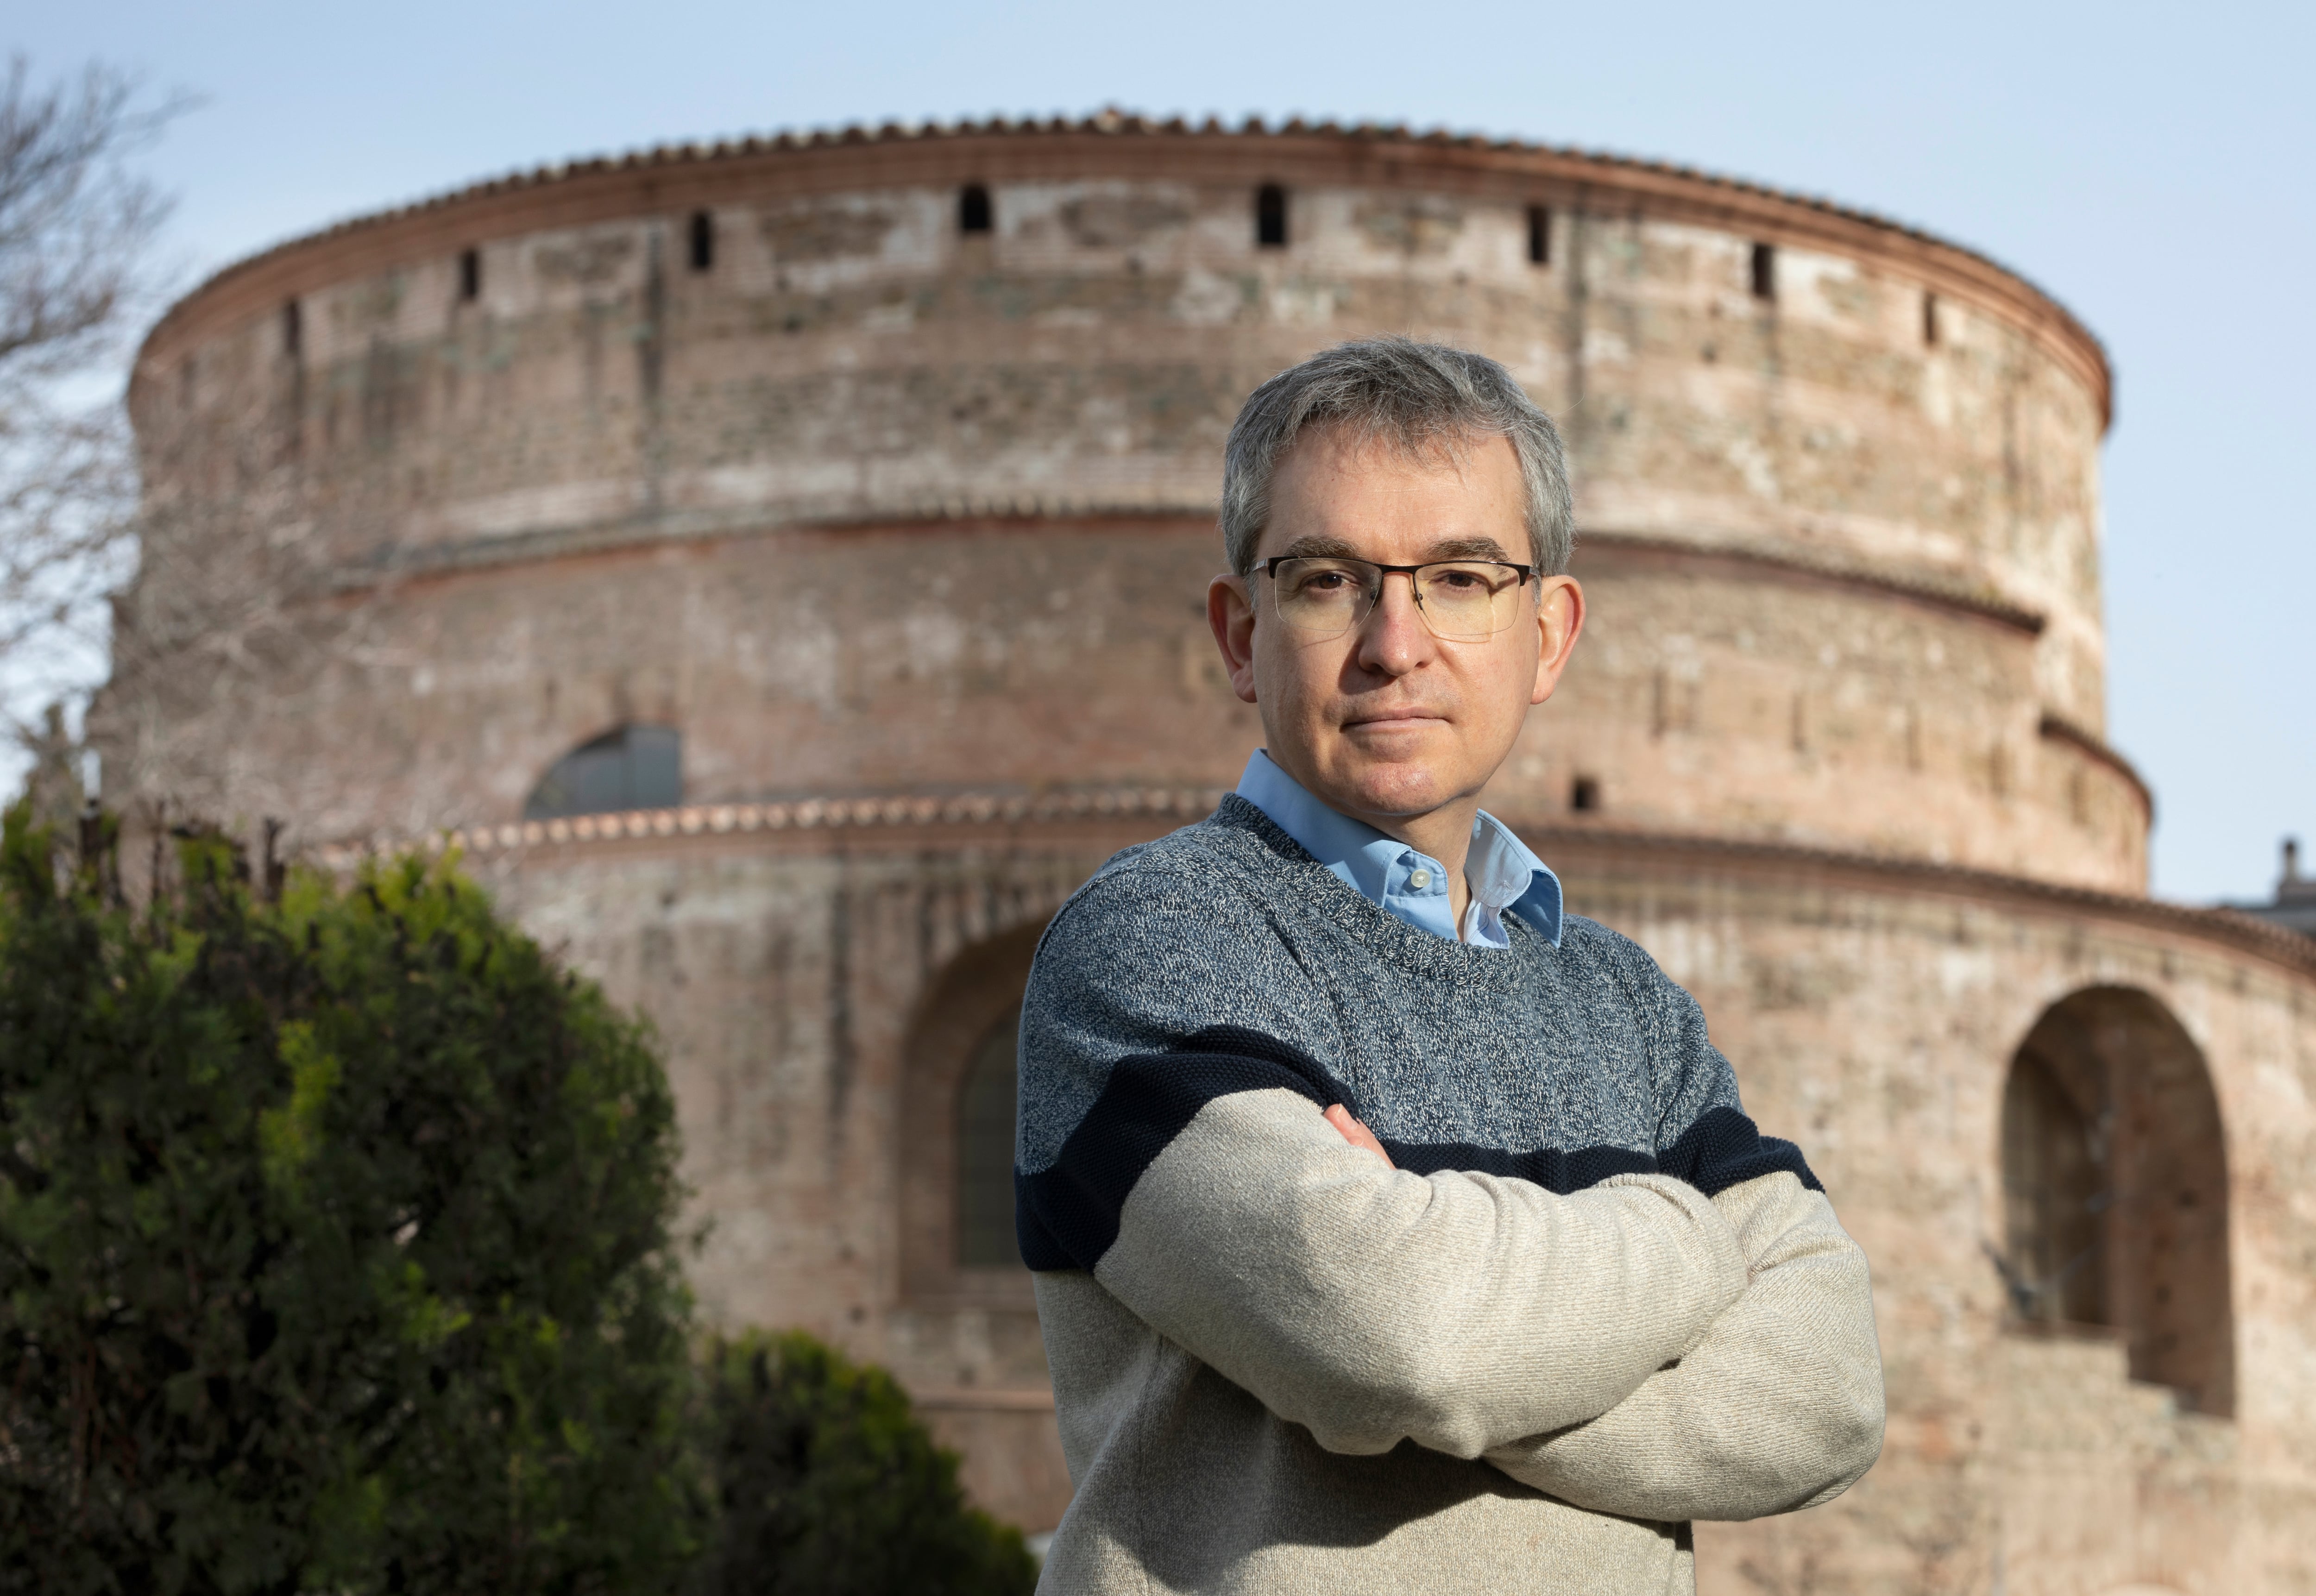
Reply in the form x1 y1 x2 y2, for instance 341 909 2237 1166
1408 869 1432 890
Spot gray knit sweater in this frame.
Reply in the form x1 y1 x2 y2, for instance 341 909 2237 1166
1017 798 1883 1594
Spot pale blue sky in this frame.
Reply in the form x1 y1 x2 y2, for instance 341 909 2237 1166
14 0 2310 903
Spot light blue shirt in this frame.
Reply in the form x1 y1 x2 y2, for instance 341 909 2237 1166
1234 750 1564 949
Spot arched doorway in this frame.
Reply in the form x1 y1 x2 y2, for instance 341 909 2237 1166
897 921 1043 1304
889 918 1072 1536
1999 987 2233 1416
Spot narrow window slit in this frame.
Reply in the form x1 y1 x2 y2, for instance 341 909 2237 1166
1527 204 1551 265
959 183 992 234
688 210 714 272
459 247 481 302
1256 183 1288 248
1750 242 1775 301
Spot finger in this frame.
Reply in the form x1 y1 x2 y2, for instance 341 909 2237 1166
1323 1104 1392 1167
1348 1117 1392 1168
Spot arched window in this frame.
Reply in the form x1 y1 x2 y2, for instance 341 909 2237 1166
959 183 993 234
2000 987 2233 1415
956 1009 1020 1267
524 724 681 818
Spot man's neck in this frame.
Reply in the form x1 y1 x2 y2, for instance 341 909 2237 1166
1247 750 1491 933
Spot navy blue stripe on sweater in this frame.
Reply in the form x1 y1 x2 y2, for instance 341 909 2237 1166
1014 1027 1820 1273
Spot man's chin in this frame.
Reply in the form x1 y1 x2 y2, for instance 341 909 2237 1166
1312 762 1456 822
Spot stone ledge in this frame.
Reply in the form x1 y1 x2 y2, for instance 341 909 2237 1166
2038 711 2154 819
323 500 1220 591
308 787 2316 978
1529 820 2316 977
1582 529 2049 636
319 515 2064 642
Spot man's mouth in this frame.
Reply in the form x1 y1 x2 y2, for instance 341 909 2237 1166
1341 708 1449 731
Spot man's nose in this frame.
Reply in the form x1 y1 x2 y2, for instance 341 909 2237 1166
1355 571 1434 674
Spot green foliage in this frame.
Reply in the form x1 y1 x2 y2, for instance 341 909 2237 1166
692 1331 1037 1596
0 807 700 1595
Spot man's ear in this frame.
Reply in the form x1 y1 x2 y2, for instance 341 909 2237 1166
1207 574 1261 704
1529 576 1585 706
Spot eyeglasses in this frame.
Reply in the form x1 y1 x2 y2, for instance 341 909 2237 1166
1258 556 1540 642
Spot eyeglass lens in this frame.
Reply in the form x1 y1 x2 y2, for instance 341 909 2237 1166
1269 558 1528 641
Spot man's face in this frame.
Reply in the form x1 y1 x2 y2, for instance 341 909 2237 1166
1207 425 1584 832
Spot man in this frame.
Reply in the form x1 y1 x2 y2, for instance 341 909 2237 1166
1016 338 1882 1593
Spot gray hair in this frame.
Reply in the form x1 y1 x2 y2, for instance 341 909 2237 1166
1219 337 1574 578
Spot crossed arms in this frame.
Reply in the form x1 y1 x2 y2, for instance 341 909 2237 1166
1325 1103 1884 1520
1016 880 1885 1525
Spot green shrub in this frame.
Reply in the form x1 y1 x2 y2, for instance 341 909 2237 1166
0 810 699 1594
692 1331 1037 1596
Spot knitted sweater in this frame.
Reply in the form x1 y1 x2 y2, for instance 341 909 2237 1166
1016 798 1884 1595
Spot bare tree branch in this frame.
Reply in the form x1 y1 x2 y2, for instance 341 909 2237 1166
0 56 186 809
0 58 183 379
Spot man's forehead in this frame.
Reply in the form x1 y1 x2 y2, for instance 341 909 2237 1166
1262 425 1525 561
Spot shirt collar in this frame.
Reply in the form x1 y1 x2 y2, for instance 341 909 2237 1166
1233 750 1564 948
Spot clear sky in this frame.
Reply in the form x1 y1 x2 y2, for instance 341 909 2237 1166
12 0 2310 904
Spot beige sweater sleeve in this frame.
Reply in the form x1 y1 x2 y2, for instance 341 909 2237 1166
1092 1088 1751 1461
1483 1170 1886 1521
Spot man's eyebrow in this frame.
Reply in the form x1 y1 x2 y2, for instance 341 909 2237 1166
1273 534 1363 559
1424 535 1516 562
1271 534 1520 562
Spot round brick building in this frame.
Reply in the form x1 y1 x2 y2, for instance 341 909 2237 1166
104 114 2316 1593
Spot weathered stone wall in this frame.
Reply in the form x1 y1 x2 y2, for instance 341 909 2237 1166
110 122 2134 890
91 516 2143 882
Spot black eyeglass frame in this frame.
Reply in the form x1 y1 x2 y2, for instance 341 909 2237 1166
1255 555 1543 639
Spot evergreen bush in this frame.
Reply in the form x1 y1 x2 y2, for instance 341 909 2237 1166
690 1330 1037 1596
0 810 699 1594
0 809 1045 1594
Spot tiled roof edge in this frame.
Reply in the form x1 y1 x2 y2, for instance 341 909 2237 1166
307 785 1230 867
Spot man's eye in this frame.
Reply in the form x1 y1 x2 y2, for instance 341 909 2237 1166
1432 570 1485 592
1301 571 1353 592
